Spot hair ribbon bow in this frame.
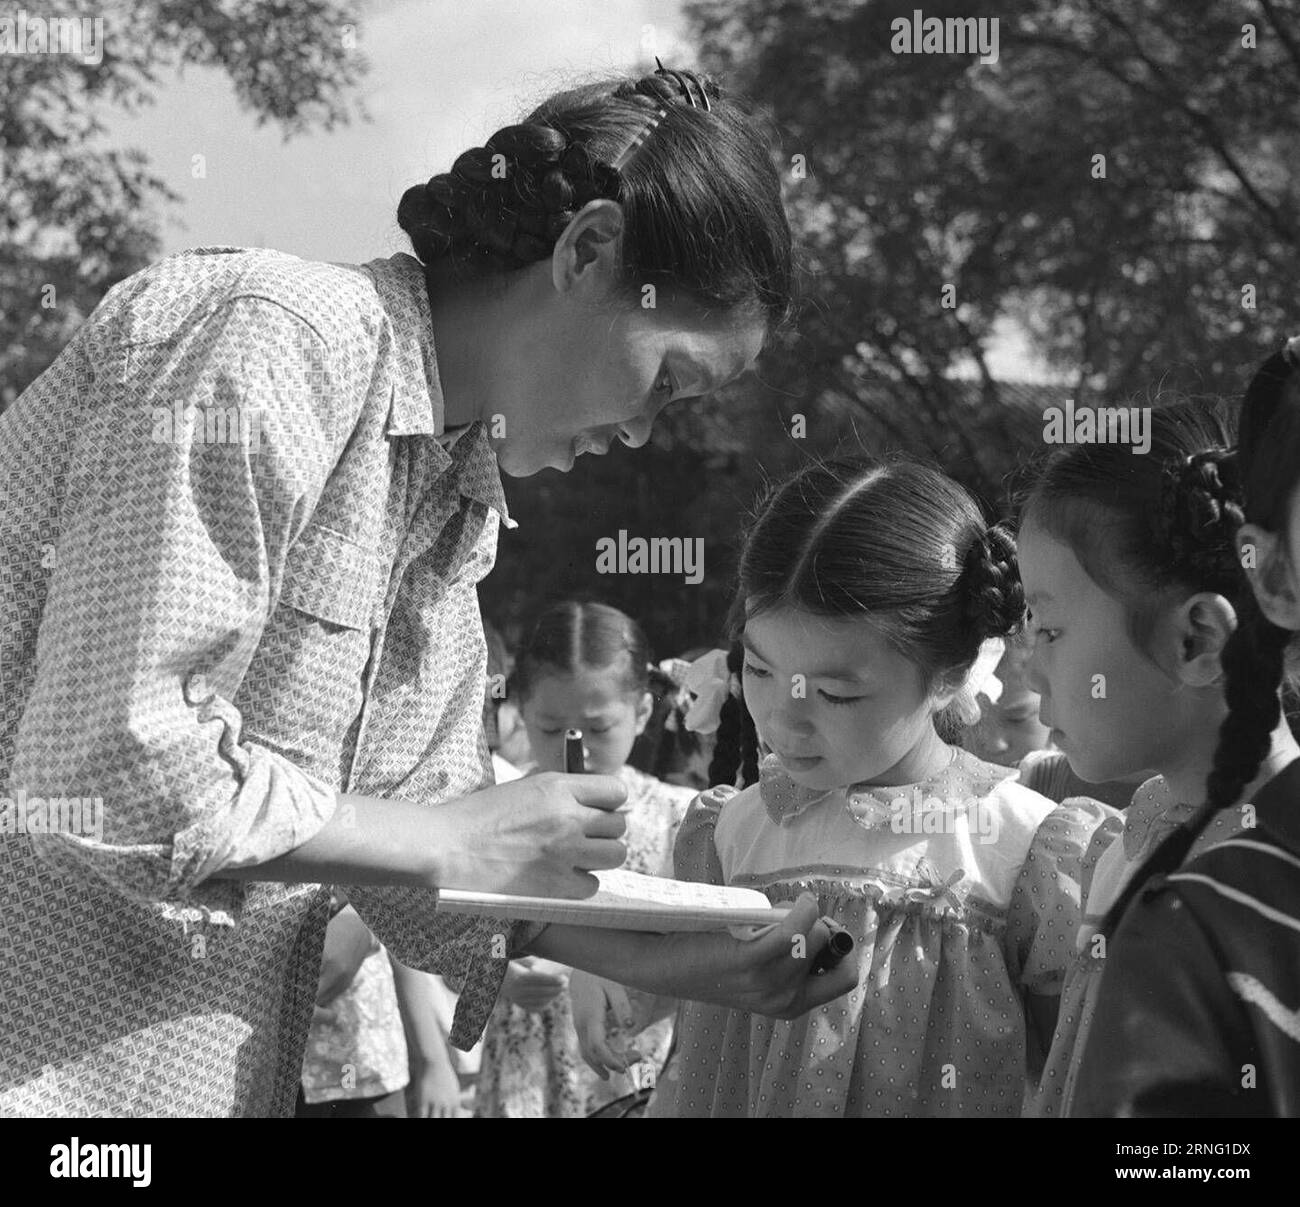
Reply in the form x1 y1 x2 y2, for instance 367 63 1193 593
676 648 739 735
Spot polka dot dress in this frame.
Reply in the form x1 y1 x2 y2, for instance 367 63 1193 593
646 747 1117 1118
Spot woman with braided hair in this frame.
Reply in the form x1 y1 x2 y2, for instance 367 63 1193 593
0 65 856 1118
1071 348 1300 1117
394 67 791 477
570 456 1115 1116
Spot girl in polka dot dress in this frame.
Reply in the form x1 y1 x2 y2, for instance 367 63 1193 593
638 458 1114 1117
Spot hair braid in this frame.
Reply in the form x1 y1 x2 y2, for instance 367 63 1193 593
1155 448 1246 597
398 120 620 274
706 640 759 788
1205 591 1292 813
961 524 1026 640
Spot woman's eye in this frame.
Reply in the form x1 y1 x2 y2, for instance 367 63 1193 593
654 368 674 396
589 725 611 735
538 728 563 736
819 690 865 706
742 661 770 678
1032 626 1061 645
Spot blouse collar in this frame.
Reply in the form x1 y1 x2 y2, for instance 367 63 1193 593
758 745 1011 833
1120 775 1198 860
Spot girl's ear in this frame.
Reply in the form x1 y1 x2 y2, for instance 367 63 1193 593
551 199 624 297
633 690 655 736
1169 592 1238 688
1239 523 1300 631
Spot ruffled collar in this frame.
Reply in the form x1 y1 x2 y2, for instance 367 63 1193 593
1121 775 1197 860
758 745 1009 833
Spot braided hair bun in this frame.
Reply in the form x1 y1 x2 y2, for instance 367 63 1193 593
395 68 794 325
1155 448 1245 597
961 525 1026 640
398 123 621 273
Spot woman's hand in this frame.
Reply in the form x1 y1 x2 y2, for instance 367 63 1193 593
224 773 628 900
570 970 640 1079
426 773 629 897
500 957 569 1011
405 1058 463 1118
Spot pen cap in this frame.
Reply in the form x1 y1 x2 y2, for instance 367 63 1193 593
564 728 586 773
827 929 855 957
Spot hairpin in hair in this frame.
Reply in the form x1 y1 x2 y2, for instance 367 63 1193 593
611 104 668 172
655 57 712 110
609 61 713 174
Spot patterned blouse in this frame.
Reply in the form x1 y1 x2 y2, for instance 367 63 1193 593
0 247 540 1117
645 747 1116 1117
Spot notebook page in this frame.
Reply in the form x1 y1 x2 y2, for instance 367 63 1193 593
435 868 788 931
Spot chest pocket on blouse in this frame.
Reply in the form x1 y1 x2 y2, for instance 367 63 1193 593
280 522 379 631
238 523 383 781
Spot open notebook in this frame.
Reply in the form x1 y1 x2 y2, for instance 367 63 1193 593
435 869 788 932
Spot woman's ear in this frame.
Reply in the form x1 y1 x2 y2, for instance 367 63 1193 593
633 690 655 736
551 199 624 297
1239 523 1300 631
1169 592 1238 688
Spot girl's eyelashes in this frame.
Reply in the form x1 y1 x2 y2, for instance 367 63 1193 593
819 690 865 706
654 367 675 397
745 661 864 704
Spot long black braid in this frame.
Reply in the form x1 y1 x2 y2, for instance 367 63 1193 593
706 640 759 789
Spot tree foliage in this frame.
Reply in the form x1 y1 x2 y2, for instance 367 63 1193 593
0 0 367 407
684 0 1300 497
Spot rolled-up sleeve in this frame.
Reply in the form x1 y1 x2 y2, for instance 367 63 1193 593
9 295 367 911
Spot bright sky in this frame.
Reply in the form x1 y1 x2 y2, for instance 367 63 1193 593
99 0 1054 381
104 0 692 264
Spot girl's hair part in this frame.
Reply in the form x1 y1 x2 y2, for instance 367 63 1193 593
510 600 651 701
397 68 793 330
709 457 1025 788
